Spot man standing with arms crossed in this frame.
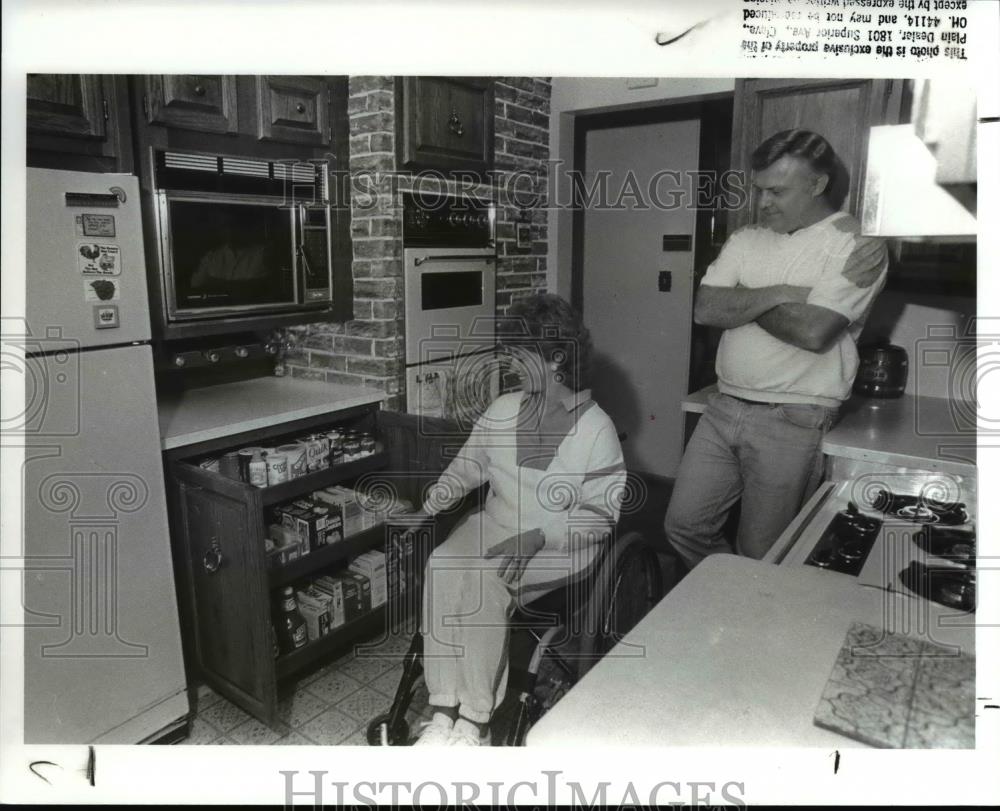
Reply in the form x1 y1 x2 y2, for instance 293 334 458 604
665 129 889 570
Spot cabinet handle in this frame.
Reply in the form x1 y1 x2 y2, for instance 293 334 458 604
448 111 465 137
192 83 206 97
202 541 223 574
295 102 306 114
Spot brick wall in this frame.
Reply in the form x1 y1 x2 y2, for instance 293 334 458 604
280 77 552 411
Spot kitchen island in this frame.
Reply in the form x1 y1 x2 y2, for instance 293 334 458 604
525 553 974 748
681 385 975 476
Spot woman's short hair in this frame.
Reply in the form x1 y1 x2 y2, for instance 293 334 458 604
498 294 592 391
751 128 839 194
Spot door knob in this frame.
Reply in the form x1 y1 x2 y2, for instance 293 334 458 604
203 541 223 574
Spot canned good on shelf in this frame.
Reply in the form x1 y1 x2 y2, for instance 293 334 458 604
278 443 307 478
219 452 241 480
265 451 289 485
305 434 328 472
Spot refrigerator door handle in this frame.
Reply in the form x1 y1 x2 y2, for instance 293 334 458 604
202 541 223 574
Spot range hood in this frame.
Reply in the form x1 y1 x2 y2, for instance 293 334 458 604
861 79 977 240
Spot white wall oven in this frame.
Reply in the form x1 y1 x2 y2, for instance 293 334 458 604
152 150 333 323
402 191 498 425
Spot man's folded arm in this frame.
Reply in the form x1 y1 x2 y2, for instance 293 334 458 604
756 303 849 353
694 283 807 330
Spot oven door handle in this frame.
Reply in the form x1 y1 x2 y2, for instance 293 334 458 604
413 254 495 267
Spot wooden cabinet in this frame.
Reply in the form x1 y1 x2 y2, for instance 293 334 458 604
730 79 906 230
130 74 352 340
164 405 447 726
255 75 330 147
143 74 239 134
396 76 494 174
27 74 133 172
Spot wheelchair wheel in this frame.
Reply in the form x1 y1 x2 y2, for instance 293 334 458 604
580 532 662 668
492 691 540 747
366 713 410 746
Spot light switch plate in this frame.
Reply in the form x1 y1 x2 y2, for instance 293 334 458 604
626 78 659 90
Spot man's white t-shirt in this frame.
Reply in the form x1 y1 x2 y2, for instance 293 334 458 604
702 211 888 408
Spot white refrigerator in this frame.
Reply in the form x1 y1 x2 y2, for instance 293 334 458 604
20 168 189 743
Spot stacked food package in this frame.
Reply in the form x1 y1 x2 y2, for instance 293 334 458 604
265 484 414 568
266 480 423 653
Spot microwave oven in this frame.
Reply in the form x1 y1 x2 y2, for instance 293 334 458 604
152 150 333 322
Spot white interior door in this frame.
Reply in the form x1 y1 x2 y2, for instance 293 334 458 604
582 118 700 479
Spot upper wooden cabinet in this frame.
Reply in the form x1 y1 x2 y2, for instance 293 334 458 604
730 79 906 230
143 75 239 134
27 74 133 172
396 77 494 174
255 76 330 147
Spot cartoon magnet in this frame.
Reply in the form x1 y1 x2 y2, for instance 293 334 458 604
75 213 116 237
77 243 122 276
84 278 119 302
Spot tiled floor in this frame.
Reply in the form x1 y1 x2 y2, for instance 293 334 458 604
182 620 428 746
180 616 574 746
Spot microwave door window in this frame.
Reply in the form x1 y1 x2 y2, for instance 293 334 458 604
169 201 295 311
421 270 483 311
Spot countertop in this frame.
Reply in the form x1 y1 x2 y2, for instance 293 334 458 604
525 553 974 748
680 384 975 475
157 376 385 450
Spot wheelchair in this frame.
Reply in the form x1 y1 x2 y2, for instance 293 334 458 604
366 524 662 746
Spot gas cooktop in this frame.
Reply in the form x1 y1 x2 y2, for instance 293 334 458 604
791 480 977 613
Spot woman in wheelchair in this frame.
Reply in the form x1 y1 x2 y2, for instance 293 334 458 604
413 294 626 746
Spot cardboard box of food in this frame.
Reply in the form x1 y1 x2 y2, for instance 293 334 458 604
346 570 372 616
349 550 387 608
310 576 346 629
314 572 363 623
313 487 364 538
296 589 331 640
386 528 415 597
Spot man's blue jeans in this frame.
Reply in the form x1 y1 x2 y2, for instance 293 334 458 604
665 392 840 568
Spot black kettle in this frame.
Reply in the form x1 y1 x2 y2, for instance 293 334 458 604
853 341 908 398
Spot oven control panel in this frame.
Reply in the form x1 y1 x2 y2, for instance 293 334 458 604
402 191 494 248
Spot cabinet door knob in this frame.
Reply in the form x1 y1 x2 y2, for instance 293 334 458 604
448 111 465 137
203 542 223 574
192 83 206 97
295 102 306 114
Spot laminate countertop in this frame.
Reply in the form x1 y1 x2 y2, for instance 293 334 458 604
680 385 975 475
157 376 385 450
525 554 974 748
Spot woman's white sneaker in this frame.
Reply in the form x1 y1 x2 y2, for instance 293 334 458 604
413 713 455 746
448 718 491 746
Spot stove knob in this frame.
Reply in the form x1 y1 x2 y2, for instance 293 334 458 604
810 548 836 569
836 542 865 564
203 350 221 364
234 346 249 359
173 355 186 368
